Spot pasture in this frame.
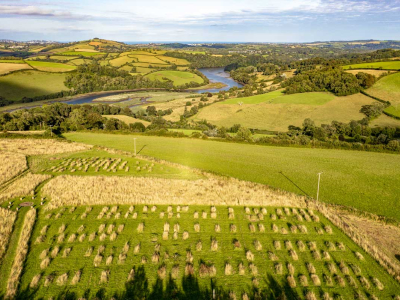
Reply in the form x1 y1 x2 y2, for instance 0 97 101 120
60 51 106 57
194 93 374 131
0 71 68 101
145 71 204 86
343 61 400 70
0 62 32 75
384 105 400 118
13 204 399 299
65 132 400 222
102 115 151 127
366 72 400 105
26 61 76 72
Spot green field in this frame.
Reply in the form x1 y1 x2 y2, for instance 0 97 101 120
14 204 399 299
29 149 200 180
194 93 374 131
366 72 400 105
343 61 400 70
65 133 400 222
60 51 106 57
220 92 334 105
168 129 202 136
384 105 400 118
0 71 68 101
220 90 284 104
0 60 25 64
27 61 76 72
145 71 204 86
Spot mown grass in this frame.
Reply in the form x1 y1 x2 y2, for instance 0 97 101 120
145 71 204 86
194 93 374 131
367 72 400 105
28 149 201 180
343 61 400 70
65 132 400 221
18 204 400 299
0 71 68 101
26 61 76 72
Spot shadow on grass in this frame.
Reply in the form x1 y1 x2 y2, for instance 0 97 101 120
2 266 302 300
279 171 310 197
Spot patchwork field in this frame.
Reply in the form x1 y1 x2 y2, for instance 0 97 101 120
366 72 400 105
60 51 106 57
65 132 400 222
0 62 32 75
26 61 76 72
193 93 374 131
0 71 69 101
343 61 400 70
145 71 204 86
14 204 399 299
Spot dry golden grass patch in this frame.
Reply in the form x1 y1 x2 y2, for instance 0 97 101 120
0 173 51 202
6 208 36 298
0 63 32 75
103 115 151 127
0 139 91 155
42 175 307 210
0 152 27 186
0 207 17 260
345 69 390 77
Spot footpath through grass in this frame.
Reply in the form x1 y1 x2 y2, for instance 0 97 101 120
65 133 400 222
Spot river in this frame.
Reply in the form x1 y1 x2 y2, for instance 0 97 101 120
196 68 243 93
5 68 242 111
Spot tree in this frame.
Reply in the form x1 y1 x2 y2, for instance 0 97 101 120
146 106 157 116
235 127 252 140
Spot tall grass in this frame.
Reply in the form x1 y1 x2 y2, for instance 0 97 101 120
42 175 307 210
0 173 51 203
0 139 91 155
0 152 27 186
6 208 36 298
0 208 17 261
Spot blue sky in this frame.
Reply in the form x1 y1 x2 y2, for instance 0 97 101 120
1 0 400 42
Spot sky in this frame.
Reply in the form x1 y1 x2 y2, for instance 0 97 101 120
0 0 400 42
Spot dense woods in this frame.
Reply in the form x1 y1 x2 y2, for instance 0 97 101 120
282 68 368 96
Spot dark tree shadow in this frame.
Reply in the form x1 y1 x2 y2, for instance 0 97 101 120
8 268 302 300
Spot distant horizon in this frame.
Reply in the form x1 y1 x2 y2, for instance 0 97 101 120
1 0 399 42
2 39 400 45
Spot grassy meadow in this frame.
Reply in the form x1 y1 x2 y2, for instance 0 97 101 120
65 132 400 222
343 61 400 70
0 71 68 101
194 93 374 131
366 72 400 105
102 115 151 127
26 61 77 72
145 71 204 86
60 51 106 57
0 62 32 75
14 204 399 299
